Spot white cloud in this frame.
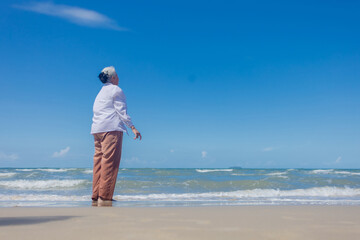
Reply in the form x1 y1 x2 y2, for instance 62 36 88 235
201 151 207 158
335 156 342 163
262 147 273 152
13 2 126 31
126 157 140 163
52 146 70 158
0 152 19 160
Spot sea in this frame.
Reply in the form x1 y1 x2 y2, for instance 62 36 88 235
0 168 360 207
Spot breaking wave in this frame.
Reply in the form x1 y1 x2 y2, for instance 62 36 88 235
113 187 360 201
0 173 16 178
0 179 87 190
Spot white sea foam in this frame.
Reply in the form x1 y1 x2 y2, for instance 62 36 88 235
0 194 88 201
37 168 72 172
231 172 288 177
112 187 360 201
0 201 84 207
0 173 16 178
196 169 233 173
309 169 360 176
0 187 358 201
310 169 334 174
266 172 285 176
333 171 360 176
0 187 360 206
83 169 93 174
264 172 288 179
0 179 87 189
15 168 76 172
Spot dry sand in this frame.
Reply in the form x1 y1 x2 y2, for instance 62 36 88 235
1 206 360 240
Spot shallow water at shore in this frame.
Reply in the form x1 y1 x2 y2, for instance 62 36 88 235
0 168 360 207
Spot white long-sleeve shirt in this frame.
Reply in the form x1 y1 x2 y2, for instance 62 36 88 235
91 83 134 134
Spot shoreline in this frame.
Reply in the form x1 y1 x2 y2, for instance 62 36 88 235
1 206 360 239
2 203 360 208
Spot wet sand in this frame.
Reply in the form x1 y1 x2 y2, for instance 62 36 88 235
1 206 360 240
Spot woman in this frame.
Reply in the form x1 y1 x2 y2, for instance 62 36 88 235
91 66 141 207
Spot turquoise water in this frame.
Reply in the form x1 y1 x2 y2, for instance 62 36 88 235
0 168 360 207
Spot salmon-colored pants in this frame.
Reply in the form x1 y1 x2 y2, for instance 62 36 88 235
92 131 123 201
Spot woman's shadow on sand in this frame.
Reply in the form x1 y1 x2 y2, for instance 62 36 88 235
0 215 77 226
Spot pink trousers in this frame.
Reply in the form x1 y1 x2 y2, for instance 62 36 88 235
92 131 123 201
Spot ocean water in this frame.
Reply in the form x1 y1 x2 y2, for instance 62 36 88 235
0 168 360 207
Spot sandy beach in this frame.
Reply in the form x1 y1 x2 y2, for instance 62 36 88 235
1 206 359 240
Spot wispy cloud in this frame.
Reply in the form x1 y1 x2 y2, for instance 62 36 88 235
125 156 140 163
262 147 273 152
0 151 19 160
201 151 207 158
13 2 127 31
335 156 342 163
52 146 70 158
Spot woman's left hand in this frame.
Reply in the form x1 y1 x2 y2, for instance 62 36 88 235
131 127 142 140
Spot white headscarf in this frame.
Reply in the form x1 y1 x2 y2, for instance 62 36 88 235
101 66 116 78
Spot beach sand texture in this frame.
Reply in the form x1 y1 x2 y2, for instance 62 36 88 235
1 206 359 240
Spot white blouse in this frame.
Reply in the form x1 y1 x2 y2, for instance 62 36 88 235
91 83 134 134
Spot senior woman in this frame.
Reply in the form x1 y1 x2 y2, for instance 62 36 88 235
91 66 141 207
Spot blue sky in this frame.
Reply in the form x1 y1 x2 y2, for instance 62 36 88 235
0 0 359 168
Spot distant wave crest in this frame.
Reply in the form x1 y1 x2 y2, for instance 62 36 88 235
196 169 233 173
